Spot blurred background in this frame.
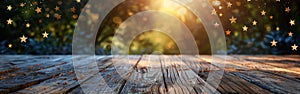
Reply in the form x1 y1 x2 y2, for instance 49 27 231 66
0 0 300 55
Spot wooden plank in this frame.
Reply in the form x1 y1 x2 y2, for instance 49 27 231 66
0 55 299 94
98 55 142 93
160 56 177 93
224 56 300 82
0 56 65 75
213 55 300 93
0 56 79 93
14 56 110 94
236 55 300 72
165 55 219 94
171 56 199 94
183 55 272 94
221 73 272 94
120 55 163 93
182 55 225 93
231 71 300 93
0 56 73 79
249 55 300 62
63 55 141 94
64 55 132 94
0 56 32 76
217 55 300 77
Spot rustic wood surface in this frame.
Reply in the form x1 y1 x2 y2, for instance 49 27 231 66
0 55 299 94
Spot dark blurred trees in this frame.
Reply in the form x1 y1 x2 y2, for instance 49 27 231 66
219 0 300 54
0 0 87 54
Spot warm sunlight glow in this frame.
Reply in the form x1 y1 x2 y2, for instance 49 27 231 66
159 0 187 22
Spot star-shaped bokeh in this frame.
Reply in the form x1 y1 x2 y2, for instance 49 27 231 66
0 0 299 55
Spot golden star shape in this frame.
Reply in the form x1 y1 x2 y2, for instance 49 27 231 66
288 32 293 37
42 32 49 38
71 7 76 13
252 20 257 25
285 7 291 13
242 26 248 31
55 6 60 11
229 16 237 24
7 5 12 11
46 14 50 18
270 40 277 46
20 3 25 7
225 30 231 35
211 9 217 15
8 44 12 48
214 22 220 28
291 44 298 51
290 20 295 26
55 14 62 20
26 23 30 28
35 7 42 13
20 35 28 43
7 18 13 25
261 10 266 16
227 2 232 8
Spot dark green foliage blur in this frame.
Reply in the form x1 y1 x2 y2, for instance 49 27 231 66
1 0 87 54
221 0 300 55
0 0 300 55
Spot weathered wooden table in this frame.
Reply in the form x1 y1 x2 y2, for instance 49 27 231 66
0 55 299 94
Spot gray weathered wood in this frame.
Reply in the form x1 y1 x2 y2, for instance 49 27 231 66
0 55 299 94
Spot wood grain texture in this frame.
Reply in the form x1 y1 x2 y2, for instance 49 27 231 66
0 55 299 94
